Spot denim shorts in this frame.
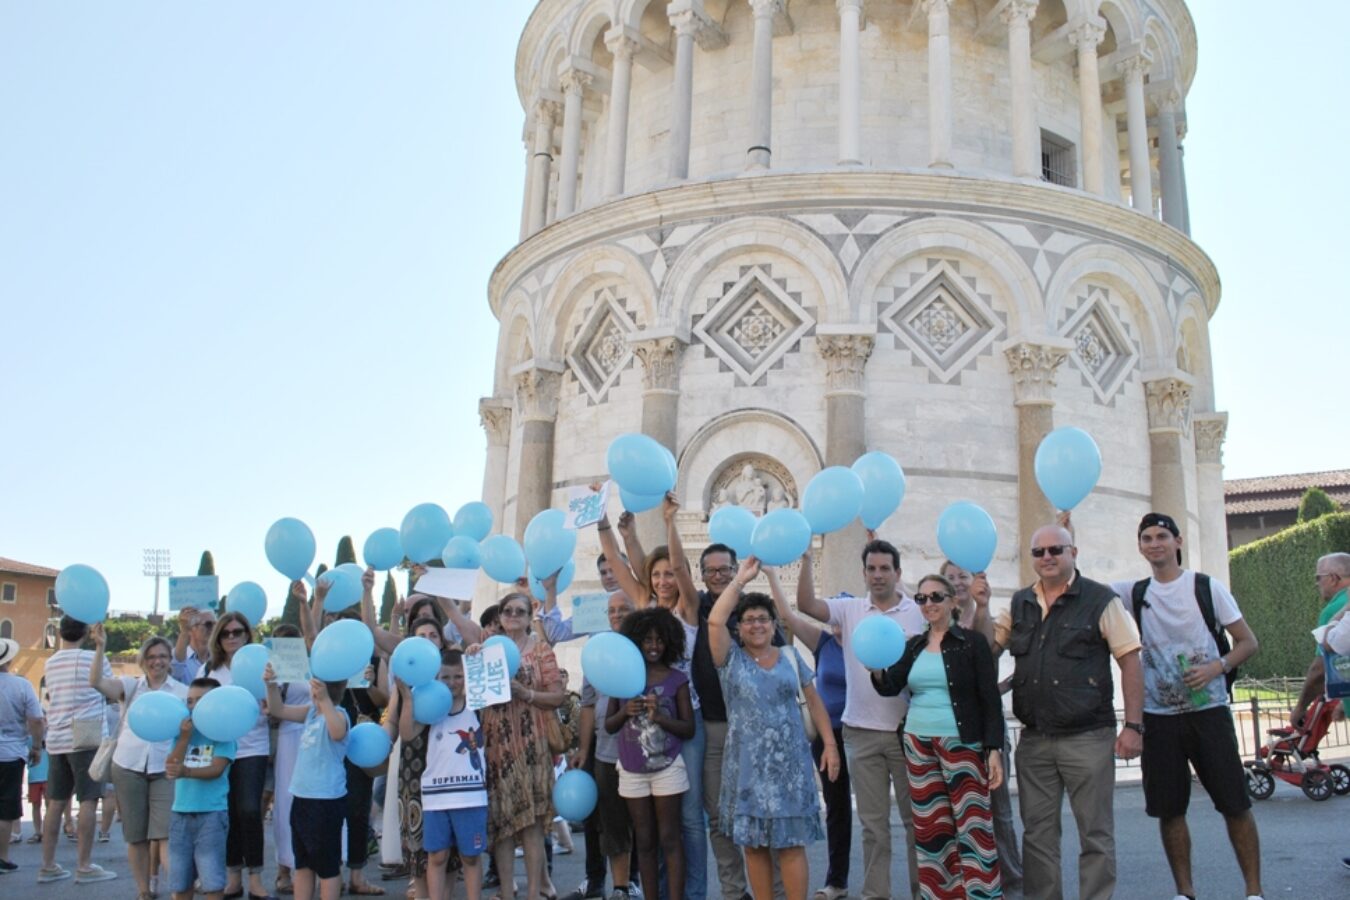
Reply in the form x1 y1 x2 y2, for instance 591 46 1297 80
169 810 229 893
422 805 488 857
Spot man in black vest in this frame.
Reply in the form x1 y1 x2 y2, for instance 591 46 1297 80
981 524 1143 900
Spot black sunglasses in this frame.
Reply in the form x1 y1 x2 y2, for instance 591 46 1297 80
221 627 248 638
1030 545 1071 558
913 592 951 606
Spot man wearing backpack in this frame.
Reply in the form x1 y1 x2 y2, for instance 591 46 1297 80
1112 513 1263 900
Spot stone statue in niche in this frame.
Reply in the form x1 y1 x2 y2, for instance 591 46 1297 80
766 485 790 511
708 459 797 516
730 463 767 512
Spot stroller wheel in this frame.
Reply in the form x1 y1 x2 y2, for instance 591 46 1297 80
1328 764 1350 796
1245 764 1275 800
1301 769 1333 801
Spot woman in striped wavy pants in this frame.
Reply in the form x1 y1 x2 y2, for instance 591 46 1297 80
871 574 1005 900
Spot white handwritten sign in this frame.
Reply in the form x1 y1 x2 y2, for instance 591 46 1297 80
464 642 511 711
268 638 311 684
416 568 478 601
169 576 219 612
570 592 612 635
564 482 610 531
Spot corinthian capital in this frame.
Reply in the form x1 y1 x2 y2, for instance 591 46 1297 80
512 364 563 423
1144 375 1194 435
999 0 1038 27
1193 412 1228 465
630 335 686 393
669 4 729 49
1067 18 1105 52
604 29 640 62
1116 52 1152 82
479 398 513 447
817 332 875 395
559 69 593 97
1005 341 1069 405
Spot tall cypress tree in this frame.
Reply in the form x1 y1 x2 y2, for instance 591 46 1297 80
336 536 356 566
280 564 328 629
197 551 216 576
379 573 397 627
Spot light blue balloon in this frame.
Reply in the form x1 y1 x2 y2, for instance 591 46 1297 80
310 619 375 682
936 501 998 574
750 509 813 567
801 466 866 534
346 722 393 768
230 644 270 700
389 636 441 688
708 506 757 559
225 582 267 627
851 452 907 530
319 567 362 612
523 509 577 577
620 487 664 514
401 503 455 564
553 769 598 821
336 562 366 582
484 635 522 678
192 685 259 743
265 517 316 581
363 527 405 571
1034 427 1103 510
412 680 453 725
529 558 575 601
580 632 645 700
127 691 189 743
852 616 906 670
480 535 526 583
606 433 677 497
441 535 482 570
453 502 494 542
55 564 110 624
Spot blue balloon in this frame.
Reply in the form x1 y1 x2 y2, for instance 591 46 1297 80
412 680 453 725
230 644 270 700
480 535 526 583
484 635 522 678
401 503 455 564
553 769 598 821
363 527 405 571
225 582 267 627
319 567 362 613
441 535 482 570
801 466 866 534
1034 427 1102 510
851 616 906 670
55 564 110 624
310 619 375 682
346 722 393 768
453 502 494 542
750 509 813 567
192 685 260 743
265 517 316 581
936 501 998 574
523 509 577 577
606 433 677 497
852 452 907 530
127 691 189 743
389 637 441 689
580 632 646 700
529 558 575 601
620 487 665 513
708 506 757 559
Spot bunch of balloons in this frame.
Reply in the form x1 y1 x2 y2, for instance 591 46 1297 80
606 434 677 513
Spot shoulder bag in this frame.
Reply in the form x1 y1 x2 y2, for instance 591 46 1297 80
782 646 818 742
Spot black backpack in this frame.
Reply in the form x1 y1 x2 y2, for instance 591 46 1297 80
1130 573 1237 696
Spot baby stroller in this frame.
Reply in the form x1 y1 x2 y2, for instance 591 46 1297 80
1244 695 1350 801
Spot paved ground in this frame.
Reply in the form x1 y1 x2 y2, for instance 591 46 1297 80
5 770 1346 900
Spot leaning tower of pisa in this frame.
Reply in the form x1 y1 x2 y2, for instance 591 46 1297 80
478 0 1223 599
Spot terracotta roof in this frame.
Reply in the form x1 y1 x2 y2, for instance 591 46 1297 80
1224 469 1350 515
0 557 61 578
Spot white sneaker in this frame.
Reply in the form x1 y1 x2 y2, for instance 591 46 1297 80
74 864 117 884
38 865 73 883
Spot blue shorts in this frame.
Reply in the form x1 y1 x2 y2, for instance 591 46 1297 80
422 806 488 857
169 810 229 894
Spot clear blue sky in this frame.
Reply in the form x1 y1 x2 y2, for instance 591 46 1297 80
2 1 1344 616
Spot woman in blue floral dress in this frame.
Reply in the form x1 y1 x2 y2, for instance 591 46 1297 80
708 557 841 900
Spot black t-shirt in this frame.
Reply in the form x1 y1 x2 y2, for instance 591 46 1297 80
691 590 786 723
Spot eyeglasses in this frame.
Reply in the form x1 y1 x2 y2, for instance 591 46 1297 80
702 566 735 577
739 615 774 625
913 593 951 606
1030 545 1071 558
1316 572 1340 582
501 607 529 618
221 627 248 639
195 621 216 629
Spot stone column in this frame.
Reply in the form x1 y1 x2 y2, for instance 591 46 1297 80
746 0 781 169
1156 89 1184 229
669 12 698 181
519 141 534 241
632 334 688 549
836 0 864 166
1119 53 1153 212
1006 342 1068 584
1003 0 1039 178
1144 375 1195 544
924 0 953 168
817 331 875 596
1067 20 1105 194
1178 122 1192 235
512 364 563 540
479 398 513 526
526 100 558 235
603 31 639 198
557 69 592 218
1193 412 1229 583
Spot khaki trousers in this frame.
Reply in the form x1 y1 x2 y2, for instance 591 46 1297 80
843 725 919 900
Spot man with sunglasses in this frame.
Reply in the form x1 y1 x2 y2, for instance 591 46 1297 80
172 607 217 684
983 524 1142 900
1291 552 1350 728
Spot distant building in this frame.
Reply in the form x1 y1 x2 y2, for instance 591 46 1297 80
1224 470 1350 549
0 557 60 649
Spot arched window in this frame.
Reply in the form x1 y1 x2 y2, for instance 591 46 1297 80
0 619 13 639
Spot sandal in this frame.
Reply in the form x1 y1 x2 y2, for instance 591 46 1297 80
276 882 294 896
348 885 386 896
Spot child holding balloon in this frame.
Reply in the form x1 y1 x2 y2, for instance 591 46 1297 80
165 678 236 900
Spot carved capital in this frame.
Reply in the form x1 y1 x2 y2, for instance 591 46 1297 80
999 0 1038 28
1117 52 1152 82
1144 377 1193 435
513 367 562 423
1193 412 1228 465
604 30 640 62
533 98 560 127
1067 19 1105 52
478 398 513 447
817 333 875 395
920 0 951 16
631 335 686 393
669 5 728 49
836 0 865 14
1152 86 1183 114
1005 342 1068 405
749 0 784 18
559 69 593 97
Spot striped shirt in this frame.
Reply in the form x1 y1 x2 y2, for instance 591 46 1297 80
44 649 112 755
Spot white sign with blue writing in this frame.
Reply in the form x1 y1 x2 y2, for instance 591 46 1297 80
564 482 610 530
168 576 219 612
464 642 511 711
570 592 612 635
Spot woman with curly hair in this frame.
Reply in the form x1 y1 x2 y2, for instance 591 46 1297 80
604 606 695 900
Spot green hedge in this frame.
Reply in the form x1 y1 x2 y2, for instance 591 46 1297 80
1229 512 1350 677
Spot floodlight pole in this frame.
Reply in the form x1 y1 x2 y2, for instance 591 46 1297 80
143 548 171 617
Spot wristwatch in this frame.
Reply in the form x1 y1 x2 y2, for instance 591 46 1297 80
1123 721 1145 735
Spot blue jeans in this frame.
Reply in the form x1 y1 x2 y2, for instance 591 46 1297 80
679 710 707 900
170 810 229 894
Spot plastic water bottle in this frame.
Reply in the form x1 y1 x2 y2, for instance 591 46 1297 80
1176 653 1210 707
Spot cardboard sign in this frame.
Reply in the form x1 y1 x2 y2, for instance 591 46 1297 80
564 482 610 530
268 638 311 684
415 568 478 601
168 576 219 612
464 642 512 711
570 592 612 635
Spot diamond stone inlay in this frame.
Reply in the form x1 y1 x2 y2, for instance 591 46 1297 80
880 262 1001 382
1061 287 1138 403
693 266 813 384
913 299 969 355
568 289 637 402
729 301 786 359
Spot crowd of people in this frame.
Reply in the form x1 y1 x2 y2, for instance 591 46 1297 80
3 498 1323 900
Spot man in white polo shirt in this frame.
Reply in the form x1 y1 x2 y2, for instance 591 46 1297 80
798 539 924 900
